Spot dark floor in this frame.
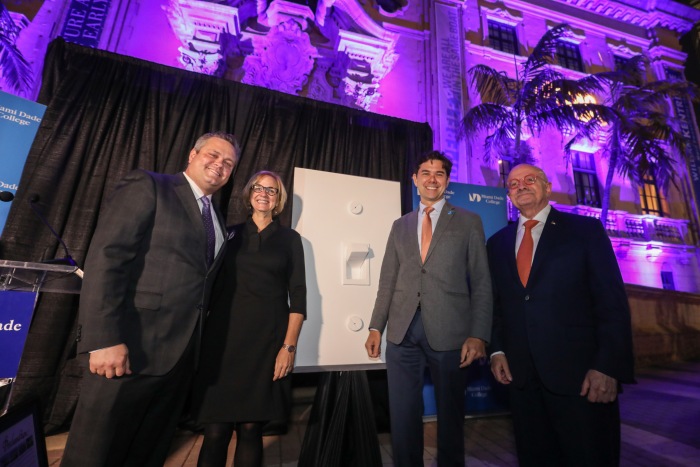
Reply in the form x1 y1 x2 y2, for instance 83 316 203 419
45 360 700 466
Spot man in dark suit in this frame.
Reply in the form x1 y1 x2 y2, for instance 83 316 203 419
365 151 492 466
488 163 635 466
61 132 238 467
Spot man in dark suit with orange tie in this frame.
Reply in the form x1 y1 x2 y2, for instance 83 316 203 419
61 132 238 467
487 163 635 466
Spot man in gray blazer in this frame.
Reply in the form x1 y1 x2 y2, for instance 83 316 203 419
365 151 492 466
61 132 238 467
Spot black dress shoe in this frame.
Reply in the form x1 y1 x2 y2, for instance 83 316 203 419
178 415 204 433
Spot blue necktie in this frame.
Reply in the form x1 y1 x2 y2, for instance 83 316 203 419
200 196 215 267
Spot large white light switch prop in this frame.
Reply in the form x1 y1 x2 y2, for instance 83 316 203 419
292 168 400 370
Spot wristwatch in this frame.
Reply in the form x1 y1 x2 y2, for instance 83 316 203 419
282 344 296 353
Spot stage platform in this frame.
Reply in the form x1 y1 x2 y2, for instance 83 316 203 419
45 360 700 466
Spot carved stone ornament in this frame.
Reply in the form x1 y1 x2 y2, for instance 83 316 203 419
178 46 224 76
343 76 381 110
557 0 700 35
242 19 318 95
481 6 523 26
164 0 240 76
164 0 401 110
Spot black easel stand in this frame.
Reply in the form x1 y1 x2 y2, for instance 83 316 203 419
298 371 382 467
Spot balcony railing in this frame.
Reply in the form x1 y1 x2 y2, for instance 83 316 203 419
553 204 690 245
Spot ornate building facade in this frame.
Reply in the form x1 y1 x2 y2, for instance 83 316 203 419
4 0 700 294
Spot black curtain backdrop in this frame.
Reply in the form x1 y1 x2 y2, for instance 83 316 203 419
0 39 432 432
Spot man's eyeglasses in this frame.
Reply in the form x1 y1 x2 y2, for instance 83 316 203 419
252 184 279 196
507 174 542 190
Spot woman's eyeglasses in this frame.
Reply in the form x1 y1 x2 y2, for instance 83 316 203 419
252 184 279 196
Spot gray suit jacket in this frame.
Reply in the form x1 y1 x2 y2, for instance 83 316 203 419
369 202 493 351
77 170 226 375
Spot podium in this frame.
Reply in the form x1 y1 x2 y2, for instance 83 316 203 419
0 260 82 415
0 260 82 294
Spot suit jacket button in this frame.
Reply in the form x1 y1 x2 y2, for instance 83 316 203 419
417 292 421 297
524 295 530 301
421 269 426 273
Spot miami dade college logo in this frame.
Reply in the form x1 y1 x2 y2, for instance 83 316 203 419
468 193 482 202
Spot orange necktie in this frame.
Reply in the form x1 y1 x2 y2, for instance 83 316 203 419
516 219 539 286
421 207 435 263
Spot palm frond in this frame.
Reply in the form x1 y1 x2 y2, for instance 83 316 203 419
641 79 700 103
615 54 647 87
0 34 34 92
483 134 498 163
520 68 565 110
521 23 570 80
563 108 612 157
529 103 606 135
483 132 534 165
483 125 518 162
563 126 593 160
552 76 605 99
575 73 607 94
0 3 34 93
460 104 513 139
468 65 514 105
651 153 680 194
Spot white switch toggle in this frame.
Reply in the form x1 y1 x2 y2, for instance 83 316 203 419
342 243 370 285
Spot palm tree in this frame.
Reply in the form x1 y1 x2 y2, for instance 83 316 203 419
565 55 698 226
0 3 34 94
461 23 606 166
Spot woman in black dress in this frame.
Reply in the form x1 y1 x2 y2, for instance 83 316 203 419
193 171 306 467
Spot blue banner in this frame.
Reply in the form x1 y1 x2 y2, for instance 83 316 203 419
412 182 508 239
0 91 46 232
0 291 38 379
414 182 510 416
60 0 111 48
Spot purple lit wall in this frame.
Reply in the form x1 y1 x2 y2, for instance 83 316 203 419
3 0 700 293
373 37 426 125
113 2 181 68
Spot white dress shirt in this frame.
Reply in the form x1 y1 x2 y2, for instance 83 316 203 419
183 172 225 255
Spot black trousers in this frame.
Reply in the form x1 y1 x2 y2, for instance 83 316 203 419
61 345 195 467
509 363 621 467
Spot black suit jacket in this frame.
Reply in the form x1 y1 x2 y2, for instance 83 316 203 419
77 170 226 375
487 207 635 395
